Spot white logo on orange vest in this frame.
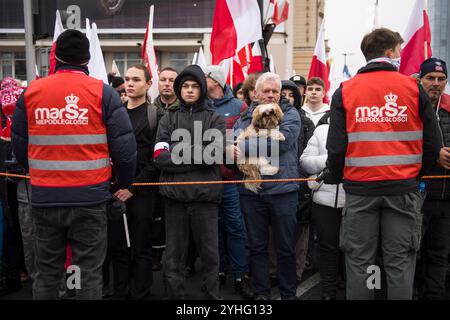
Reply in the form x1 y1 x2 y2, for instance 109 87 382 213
35 94 89 125
355 92 408 123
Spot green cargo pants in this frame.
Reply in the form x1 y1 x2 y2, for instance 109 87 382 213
340 190 424 300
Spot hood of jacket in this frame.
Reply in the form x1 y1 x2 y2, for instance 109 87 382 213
281 80 302 110
173 64 208 110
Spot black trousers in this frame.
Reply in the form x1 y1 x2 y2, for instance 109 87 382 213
108 193 155 299
418 199 450 300
312 202 343 298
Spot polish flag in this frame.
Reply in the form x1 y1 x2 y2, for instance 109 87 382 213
308 20 330 102
142 5 160 102
48 10 64 75
248 41 264 74
400 0 432 76
35 65 40 80
271 0 290 25
226 55 246 88
210 0 262 65
86 19 108 84
237 44 252 71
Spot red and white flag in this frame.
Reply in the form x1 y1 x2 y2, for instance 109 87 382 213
237 44 252 71
35 65 40 80
210 0 262 65
308 20 330 102
400 0 432 76
248 41 264 74
226 55 246 88
48 10 64 75
86 19 108 84
142 5 159 102
271 0 289 25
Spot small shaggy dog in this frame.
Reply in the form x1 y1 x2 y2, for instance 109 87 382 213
236 103 285 193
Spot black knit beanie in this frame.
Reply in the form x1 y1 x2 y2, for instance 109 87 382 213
55 29 90 66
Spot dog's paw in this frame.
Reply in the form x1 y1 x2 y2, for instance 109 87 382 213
276 132 286 141
260 165 279 176
244 182 260 193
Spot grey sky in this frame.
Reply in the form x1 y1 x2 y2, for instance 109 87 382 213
325 0 417 91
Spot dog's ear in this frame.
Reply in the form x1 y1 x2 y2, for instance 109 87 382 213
252 106 262 127
274 104 284 123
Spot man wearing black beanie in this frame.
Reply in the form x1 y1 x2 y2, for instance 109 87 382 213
11 29 137 300
416 57 450 300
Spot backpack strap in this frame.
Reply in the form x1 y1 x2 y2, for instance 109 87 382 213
147 103 158 134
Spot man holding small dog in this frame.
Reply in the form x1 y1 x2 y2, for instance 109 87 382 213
231 72 301 300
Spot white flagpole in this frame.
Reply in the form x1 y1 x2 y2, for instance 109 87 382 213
123 214 131 248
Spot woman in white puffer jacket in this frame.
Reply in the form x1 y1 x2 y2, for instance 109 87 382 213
299 120 345 300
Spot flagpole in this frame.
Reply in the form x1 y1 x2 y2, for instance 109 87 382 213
23 0 36 83
230 57 234 88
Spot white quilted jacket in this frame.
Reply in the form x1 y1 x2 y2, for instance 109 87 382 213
300 124 346 208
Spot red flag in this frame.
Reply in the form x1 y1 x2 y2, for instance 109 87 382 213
210 0 262 65
248 41 264 74
272 0 289 25
400 0 432 76
227 55 246 88
308 20 330 103
237 44 252 70
48 11 64 75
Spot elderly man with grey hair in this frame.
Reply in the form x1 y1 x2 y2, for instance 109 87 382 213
230 72 301 300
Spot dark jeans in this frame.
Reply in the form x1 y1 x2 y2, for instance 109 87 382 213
164 199 220 300
32 204 107 300
218 184 248 279
108 193 155 299
312 203 342 298
1 181 23 287
419 199 450 300
240 192 298 299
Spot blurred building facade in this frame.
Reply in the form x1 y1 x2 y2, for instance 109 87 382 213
428 0 450 64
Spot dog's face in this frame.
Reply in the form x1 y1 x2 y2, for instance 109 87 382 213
252 103 284 129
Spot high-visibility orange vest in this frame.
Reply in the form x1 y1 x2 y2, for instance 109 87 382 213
25 70 111 187
341 71 423 182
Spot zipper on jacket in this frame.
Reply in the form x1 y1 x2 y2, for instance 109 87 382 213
334 184 339 208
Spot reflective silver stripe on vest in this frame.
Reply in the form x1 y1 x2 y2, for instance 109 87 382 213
345 155 422 167
29 134 107 145
348 131 423 143
29 158 110 171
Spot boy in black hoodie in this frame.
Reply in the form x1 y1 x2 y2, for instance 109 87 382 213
154 65 226 299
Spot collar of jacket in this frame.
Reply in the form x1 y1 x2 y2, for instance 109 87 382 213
154 95 179 110
357 62 397 74
55 64 89 75
211 85 235 107
167 100 214 113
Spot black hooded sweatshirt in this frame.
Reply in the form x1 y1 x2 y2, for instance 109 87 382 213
154 65 226 203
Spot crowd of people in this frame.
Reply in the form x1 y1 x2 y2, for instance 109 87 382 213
0 26 449 300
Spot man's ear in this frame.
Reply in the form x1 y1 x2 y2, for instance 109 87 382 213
385 48 395 59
